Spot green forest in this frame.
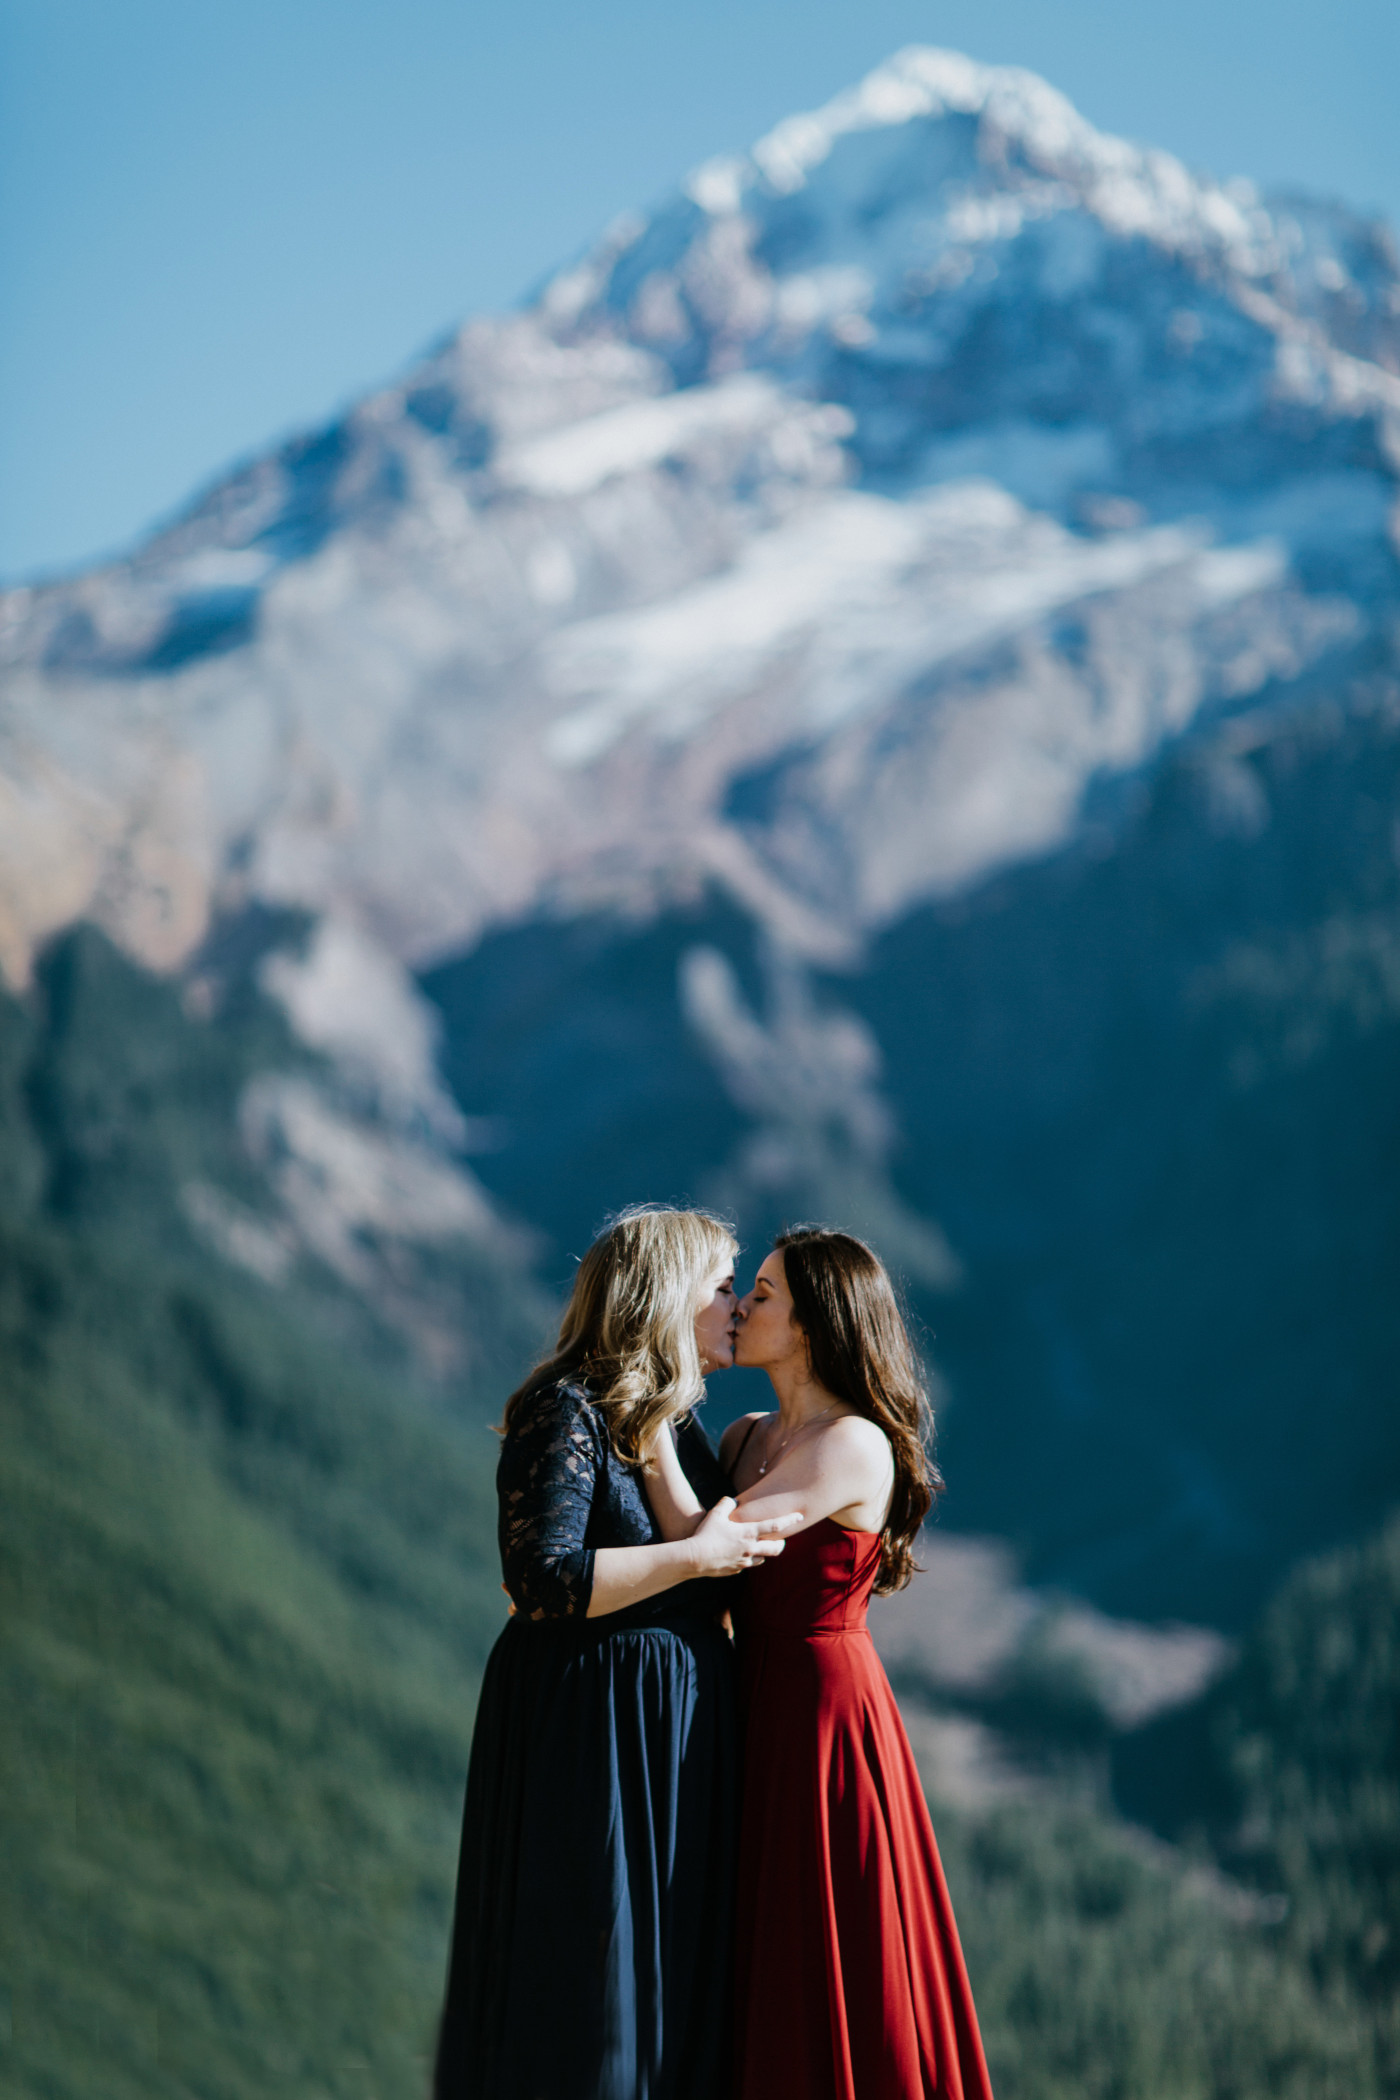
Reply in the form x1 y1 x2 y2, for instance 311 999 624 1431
1 930 1396 2097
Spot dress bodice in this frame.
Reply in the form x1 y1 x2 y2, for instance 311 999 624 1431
742 1517 883 1637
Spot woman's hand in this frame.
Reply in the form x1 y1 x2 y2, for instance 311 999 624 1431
588 1501 797 1616
688 1497 800 1578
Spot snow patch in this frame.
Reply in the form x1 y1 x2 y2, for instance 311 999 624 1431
772 266 876 333
687 156 747 216
240 1075 496 1251
260 916 466 1144
171 548 274 591
543 489 930 764
1191 541 1289 607
543 482 1225 768
525 540 577 606
494 374 784 499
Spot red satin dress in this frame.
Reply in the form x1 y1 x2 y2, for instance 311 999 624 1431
733 1519 995 2100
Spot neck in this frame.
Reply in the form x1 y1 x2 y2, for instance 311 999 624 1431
765 1358 837 1426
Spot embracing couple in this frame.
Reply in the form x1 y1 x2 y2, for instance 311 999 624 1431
434 1207 994 2100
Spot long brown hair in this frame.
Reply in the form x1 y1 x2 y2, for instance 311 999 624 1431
775 1225 942 1594
502 1205 738 1465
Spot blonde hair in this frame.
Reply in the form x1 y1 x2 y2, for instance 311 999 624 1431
502 1204 739 1464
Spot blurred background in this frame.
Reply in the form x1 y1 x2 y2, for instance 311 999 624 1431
3 2 1399 2094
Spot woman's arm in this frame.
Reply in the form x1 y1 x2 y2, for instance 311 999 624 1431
732 1414 894 1534
640 1420 707 1541
499 1391 603 1621
501 1388 796 1623
635 1419 801 1600
589 1500 790 1614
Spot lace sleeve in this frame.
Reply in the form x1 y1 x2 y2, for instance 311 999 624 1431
498 1384 600 1621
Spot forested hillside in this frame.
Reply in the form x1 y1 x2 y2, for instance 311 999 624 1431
0 931 524 2096
1116 1511 1400 2095
1 931 1393 2096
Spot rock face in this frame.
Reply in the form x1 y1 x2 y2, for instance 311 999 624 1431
3 47 1399 1625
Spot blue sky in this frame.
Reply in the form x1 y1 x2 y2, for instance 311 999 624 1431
3 0 1396 583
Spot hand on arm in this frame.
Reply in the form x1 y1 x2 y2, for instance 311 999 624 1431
732 1414 893 1535
589 1499 798 1615
502 1387 799 1625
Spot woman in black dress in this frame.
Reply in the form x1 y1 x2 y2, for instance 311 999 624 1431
434 1205 794 2100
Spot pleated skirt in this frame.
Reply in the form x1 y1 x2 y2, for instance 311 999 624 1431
435 1612 737 2100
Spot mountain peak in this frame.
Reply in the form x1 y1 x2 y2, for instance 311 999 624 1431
676 45 1259 263
542 44 1398 396
2 45 1398 1004
725 46 1112 202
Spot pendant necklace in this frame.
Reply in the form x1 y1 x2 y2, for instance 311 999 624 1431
756 1405 841 1477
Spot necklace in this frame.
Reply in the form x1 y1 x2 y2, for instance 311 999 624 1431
756 1405 842 1477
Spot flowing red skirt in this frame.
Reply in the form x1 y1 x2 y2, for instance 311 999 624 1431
733 1521 994 2100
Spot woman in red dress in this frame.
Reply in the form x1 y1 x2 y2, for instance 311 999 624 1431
648 1226 994 2100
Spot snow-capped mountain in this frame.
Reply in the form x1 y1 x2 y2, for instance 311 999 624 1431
3 49 1399 1624
3 47 1396 991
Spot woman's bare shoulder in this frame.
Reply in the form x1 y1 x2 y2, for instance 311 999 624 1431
719 1411 769 1465
820 1411 893 1476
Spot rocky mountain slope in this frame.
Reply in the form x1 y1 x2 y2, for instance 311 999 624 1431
2 46 1398 1626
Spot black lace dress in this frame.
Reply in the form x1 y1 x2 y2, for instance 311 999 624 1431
434 1379 736 2100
